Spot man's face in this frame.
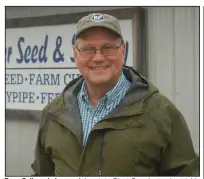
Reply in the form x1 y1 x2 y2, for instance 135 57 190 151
73 27 126 86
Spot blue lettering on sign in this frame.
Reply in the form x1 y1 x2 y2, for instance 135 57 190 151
70 34 75 63
31 45 39 63
16 35 48 64
5 47 12 63
53 36 64 63
7 34 129 65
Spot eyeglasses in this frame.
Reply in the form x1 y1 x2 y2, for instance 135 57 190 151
76 44 122 58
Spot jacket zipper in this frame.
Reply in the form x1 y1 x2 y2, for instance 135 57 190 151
98 132 105 176
98 169 102 176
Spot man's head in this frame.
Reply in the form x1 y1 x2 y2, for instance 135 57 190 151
73 13 126 86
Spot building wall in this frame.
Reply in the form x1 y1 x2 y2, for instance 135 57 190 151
5 6 200 176
147 7 199 153
5 6 134 19
6 118 39 176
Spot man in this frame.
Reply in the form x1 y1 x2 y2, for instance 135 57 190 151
32 13 199 176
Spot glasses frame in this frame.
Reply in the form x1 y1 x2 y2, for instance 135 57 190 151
75 42 123 58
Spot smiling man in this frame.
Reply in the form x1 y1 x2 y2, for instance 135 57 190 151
32 13 199 176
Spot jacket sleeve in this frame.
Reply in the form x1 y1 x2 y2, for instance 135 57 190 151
31 110 55 176
159 103 200 176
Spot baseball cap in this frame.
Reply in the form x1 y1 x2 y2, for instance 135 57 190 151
75 13 123 40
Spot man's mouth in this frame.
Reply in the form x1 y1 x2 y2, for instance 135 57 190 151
90 66 109 70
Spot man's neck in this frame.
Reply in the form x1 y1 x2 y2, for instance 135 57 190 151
85 77 120 108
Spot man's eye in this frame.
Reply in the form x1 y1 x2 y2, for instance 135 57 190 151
81 48 95 52
102 46 116 50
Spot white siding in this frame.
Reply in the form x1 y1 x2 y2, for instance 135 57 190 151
6 118 39 176
147 7 199 153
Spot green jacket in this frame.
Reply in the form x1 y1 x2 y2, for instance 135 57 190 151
32 67 199 176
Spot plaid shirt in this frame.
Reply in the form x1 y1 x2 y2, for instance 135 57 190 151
77 72 131 146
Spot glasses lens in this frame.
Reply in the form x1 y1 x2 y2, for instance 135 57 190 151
102 46 118 56
80 48 95 58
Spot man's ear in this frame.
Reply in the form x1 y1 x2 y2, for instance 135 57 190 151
121 42 126 57
72 45 78 58
72 45 79 67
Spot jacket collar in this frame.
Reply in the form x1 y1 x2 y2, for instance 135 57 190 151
47 66 159 118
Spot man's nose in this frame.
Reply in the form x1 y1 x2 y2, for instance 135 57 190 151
92 49 105 61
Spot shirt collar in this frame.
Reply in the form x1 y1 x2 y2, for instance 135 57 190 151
79 81 88 101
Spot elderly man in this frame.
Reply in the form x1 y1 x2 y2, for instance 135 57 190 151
32 13 199 176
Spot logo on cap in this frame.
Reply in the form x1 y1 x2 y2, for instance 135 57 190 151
92 14 104 22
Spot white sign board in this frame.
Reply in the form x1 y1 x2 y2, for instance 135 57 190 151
6 20 133 110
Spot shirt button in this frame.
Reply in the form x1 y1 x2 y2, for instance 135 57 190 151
93 116 98 120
